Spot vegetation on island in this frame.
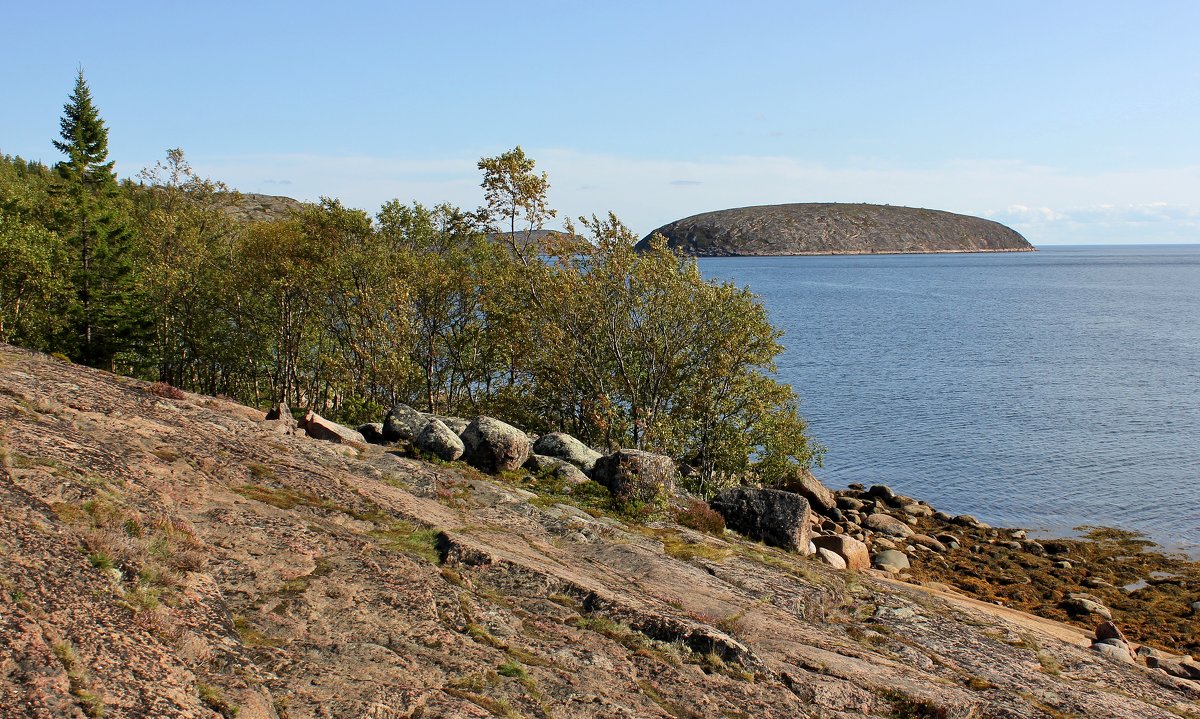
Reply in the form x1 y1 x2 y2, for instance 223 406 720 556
0 70 821 496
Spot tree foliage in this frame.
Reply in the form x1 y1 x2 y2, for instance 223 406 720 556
3 81 823 495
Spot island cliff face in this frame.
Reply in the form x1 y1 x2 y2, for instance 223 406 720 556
638 202 1035 256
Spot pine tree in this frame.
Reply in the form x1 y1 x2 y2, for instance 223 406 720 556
52 69 143 369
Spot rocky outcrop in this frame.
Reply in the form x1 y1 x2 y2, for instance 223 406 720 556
461 416 531 472
2 342 1199 719
218 192 304 224
710 487 813 553
638 203 1035 256
777 468 837 515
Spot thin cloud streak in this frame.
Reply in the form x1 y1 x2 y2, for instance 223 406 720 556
187 150 1200 245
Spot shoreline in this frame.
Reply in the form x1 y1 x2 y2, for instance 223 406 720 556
685 247 1038 257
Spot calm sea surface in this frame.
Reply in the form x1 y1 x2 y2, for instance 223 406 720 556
699 246 1200 555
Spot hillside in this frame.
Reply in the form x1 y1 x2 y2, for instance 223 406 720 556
638 203 1035 256
1 344 1197 718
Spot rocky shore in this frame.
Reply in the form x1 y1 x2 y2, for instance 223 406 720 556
3 343 1198 718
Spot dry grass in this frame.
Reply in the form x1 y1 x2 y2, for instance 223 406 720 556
148 381 186 400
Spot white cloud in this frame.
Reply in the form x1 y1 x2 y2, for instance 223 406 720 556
184 149 1200 245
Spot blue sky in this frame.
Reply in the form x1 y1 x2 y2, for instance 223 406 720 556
4 1 1199 244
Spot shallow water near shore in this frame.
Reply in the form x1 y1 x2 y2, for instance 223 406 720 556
699 245 1200 556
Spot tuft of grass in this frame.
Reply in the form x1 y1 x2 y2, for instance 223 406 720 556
1037 652 1062 676
372 521 441 563
497 660 527 679
245 462 274 480
231 614 281 648
197 683 239 718
53 641 105 718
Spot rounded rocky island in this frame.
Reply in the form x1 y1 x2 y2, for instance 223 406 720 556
637 202 1035 256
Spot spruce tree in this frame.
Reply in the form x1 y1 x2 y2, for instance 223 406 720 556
52 69 143 369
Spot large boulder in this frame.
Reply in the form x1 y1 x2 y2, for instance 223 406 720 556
432 415 470 435
532 432 603 472
812 534 870 570
776 468 837 515
591 449 677 506
710 487 812 553
382 403 427 442
415 418 465 462
299 410 365 445
461 416 531 473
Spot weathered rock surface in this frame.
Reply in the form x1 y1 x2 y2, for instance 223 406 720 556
532 432 603 472
711 488 813 553
461 416 531 472
591 449 676 504
525 454 591 485
218 191 304 224
873 549 911 573
639 202 1035 256
299 409 365 444
382 402 427 442
0 342 1196 719
414 418 465 461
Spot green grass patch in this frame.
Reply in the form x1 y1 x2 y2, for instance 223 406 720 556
371 521 441 563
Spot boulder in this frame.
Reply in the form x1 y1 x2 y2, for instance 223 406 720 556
264 402 297 432
461 416 531 473
526 454 590 485
1091 641 1135 664
1061 593 1112 621
299 410 365 445
382 403 427 442
812 534 870 570
777 468 837 515
909 534 948 553
432 415 470 435
865 513 914 538
357 422 385 444
591 449 677 506
415 418 465 462
532 432 603 472
816 547 847 570
872 549 910 573
836 496 865 512
709 487 812 553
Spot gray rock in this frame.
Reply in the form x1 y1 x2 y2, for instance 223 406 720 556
356 422 386 444
866 484 896 502
865 513 914 538
1094 621 1126 642
532 432 602 472
953 514 980 526
777 468 837 515
432 415 470 435
932 511 954 522
1054 560 1073 570
1061 593 1112 621
525 454 590 485
710 487 812 553
901 503 933 518
836 496 865 512
591 449 677 506
415 418 465 461
1024 541 1046 556
1091 642 1135 664
816 547 847 570
812 534 870 570
872 549 910 573
382 403 427 442
1190 601 1200 615
299 410 365 445
909 534 948 553
461 416 531 473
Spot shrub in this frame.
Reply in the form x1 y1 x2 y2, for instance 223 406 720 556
148 381 185 400
676 500 725 535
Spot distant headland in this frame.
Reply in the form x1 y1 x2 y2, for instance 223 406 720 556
637 202 1035 256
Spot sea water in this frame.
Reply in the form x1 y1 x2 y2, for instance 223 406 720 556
699 246 1200 554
